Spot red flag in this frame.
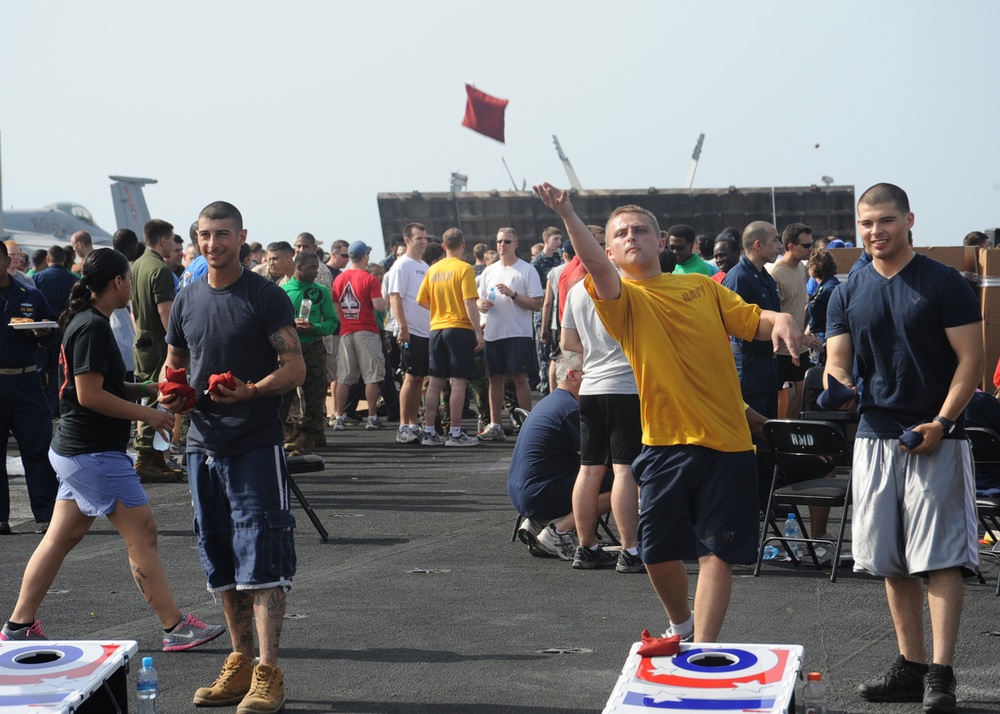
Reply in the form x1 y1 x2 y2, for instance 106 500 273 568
462 84 508 143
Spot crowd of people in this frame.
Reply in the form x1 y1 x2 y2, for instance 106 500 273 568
0 179 992 714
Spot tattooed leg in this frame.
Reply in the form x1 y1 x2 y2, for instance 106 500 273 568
253 587 286 667
222 590 256 657
108 501 183 629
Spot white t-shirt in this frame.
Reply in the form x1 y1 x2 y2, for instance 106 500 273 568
561 281 638 396
384 254 430 338
547 262 567 330
478 259 543 341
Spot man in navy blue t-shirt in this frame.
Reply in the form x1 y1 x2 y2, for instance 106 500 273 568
826 183 982 713
163 201 305 712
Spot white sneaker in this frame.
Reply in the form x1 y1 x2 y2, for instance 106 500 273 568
396 426 420 444
445 431 478 447
534 524 578 561
477 423 506 442
421 430 444 446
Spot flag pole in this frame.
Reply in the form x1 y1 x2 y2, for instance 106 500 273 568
501 158 519 191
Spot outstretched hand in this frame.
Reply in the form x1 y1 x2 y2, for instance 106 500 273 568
533 183 573 218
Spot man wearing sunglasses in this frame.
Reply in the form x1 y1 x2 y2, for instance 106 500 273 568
766 223 824 420
477 228 544 441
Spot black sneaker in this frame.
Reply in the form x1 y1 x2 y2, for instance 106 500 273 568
857 654 927 702
923 663 957 714
572 545 618 570
616 549 647 573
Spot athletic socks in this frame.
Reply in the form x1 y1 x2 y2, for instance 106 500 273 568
669 612 694 639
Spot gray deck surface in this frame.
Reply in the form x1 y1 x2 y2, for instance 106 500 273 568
3 427 1000 713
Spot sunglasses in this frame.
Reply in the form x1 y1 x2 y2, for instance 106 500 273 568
338 253 349 258
796 242 814 249
497 239 515 245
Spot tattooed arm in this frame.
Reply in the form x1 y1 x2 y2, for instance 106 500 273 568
210 324 306 404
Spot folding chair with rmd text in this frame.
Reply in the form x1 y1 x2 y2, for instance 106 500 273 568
755 419 852 582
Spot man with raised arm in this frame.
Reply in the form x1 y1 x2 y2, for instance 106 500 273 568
162 201 305 714
533 183 801 643
825 183 982 714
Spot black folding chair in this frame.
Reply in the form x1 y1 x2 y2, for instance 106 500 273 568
967 427 1000 595
755 419 852 582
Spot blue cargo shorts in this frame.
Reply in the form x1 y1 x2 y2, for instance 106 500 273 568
187 444 297 592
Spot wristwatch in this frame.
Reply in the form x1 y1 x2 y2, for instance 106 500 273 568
933 416 956 435
511 292 519 300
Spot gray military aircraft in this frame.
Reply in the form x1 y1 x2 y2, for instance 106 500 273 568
1 153 156 256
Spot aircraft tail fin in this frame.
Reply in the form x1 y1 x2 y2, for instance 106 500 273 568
109 175 158 236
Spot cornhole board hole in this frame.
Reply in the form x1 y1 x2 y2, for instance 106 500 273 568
0 640 137 713
603 642 804 713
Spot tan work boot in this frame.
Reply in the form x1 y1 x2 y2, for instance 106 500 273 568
193 652 254 706
285 432 316 457
283 423 300 448
236 663 285 713
312 429 327 448
134 452 184 483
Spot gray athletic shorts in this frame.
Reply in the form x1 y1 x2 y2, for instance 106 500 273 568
851 437 979 578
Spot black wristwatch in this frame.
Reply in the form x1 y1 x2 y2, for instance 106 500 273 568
933 416 956 435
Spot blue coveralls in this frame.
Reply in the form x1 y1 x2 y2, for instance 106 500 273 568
1 279 60 526
721 255 781 420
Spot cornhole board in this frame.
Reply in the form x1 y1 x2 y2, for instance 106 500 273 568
0 640 137 713
603 642 804 714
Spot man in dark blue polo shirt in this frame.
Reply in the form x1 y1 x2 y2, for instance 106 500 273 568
721 221 781 419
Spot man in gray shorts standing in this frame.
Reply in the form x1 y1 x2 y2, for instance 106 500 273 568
825 183 982 714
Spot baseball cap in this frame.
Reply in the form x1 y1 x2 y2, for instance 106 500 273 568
348 241 372 260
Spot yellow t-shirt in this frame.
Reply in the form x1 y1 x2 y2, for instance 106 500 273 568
417 257 479 331
586 272 761 452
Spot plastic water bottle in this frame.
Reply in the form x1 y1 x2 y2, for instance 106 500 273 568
152 406 172 452
137 656 158 714
762 545 780 560
783 513 800 559
803 672 827 714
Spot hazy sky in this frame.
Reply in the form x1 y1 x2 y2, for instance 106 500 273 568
2 1 998 258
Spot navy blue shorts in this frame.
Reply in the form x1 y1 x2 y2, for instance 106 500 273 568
401 335 430 377
633 445 758 565
429 328 478 380
777 353 809 385
517 470 614 523
484 336 537 377
187 444 297 592
580 393 642 466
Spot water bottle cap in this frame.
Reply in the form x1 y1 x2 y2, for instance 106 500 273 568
807 672 822 681
142 656 153 668
788 513 795 520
